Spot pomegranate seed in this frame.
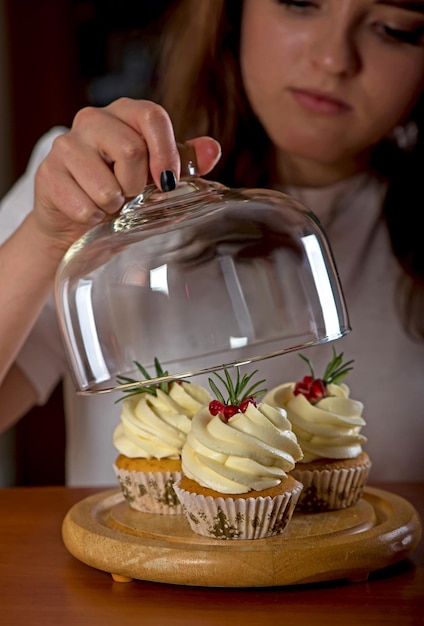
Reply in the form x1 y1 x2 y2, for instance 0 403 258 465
223 405 240 421
209 400 225 416
310 378 326 400
239 397 256 413
294 375 327 403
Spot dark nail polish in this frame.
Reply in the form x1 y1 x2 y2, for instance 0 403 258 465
160 170 177 192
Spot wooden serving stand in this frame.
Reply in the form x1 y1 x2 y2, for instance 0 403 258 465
62 486 421 587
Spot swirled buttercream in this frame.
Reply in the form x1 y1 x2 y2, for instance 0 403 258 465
181 402 303 494
264 382 366 462
113 382 211 459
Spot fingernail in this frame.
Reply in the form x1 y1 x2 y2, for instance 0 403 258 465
160 170 177 192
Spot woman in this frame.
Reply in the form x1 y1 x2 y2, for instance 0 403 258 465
1 0 423 483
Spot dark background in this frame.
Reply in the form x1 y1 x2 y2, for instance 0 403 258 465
4 0 173 484
6 0 173 178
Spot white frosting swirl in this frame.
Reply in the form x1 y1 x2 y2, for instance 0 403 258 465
264 383 366 462
113 382 211 459
181 402 303 494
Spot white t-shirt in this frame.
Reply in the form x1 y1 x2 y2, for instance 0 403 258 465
1 128 423 485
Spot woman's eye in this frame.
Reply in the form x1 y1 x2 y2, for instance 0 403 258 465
374 22 424 46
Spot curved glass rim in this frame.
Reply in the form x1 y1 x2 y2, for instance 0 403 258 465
75 329 350 396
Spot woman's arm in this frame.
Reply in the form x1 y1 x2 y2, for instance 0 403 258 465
0 212 63 384
0 98 221 433
0 213 62 431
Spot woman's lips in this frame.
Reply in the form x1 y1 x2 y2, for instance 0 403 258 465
290 88 351 115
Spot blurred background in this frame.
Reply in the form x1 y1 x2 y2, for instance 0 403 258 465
0 0 173 486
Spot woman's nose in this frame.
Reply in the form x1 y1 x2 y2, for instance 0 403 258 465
312 27 360 77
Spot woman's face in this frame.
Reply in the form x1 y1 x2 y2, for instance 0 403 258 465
240 0 424 185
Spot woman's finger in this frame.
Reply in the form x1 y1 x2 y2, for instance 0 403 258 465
186 137 222 175
71 103 153 198
36 141 124 238
106 98 181 191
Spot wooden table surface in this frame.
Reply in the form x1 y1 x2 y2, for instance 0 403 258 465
0 483 422 626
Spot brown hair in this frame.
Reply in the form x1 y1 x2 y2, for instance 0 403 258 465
155 0 274 187
155 0 424 338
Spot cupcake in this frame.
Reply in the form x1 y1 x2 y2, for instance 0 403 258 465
264 349 371 512
113 359 211 514
173 368 303 539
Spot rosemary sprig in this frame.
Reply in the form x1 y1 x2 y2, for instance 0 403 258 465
208 367 267 405
299 347 354 385
115 357 178 402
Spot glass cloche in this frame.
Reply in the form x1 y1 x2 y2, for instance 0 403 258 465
55 144 350 394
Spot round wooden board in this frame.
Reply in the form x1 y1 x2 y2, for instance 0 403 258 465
62 486 421 587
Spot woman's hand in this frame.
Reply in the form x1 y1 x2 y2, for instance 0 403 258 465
33 97 221 255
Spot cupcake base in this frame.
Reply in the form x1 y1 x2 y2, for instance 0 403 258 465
291 451 372 513
113 455 183 515
173 475 303 540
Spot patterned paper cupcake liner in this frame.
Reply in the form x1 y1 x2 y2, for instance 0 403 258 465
173 479 303 540
291 463 371 513
113 465 183 514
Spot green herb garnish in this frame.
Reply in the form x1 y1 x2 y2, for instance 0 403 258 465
208 367 267 406
299 347 354 386
115 357 178 402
